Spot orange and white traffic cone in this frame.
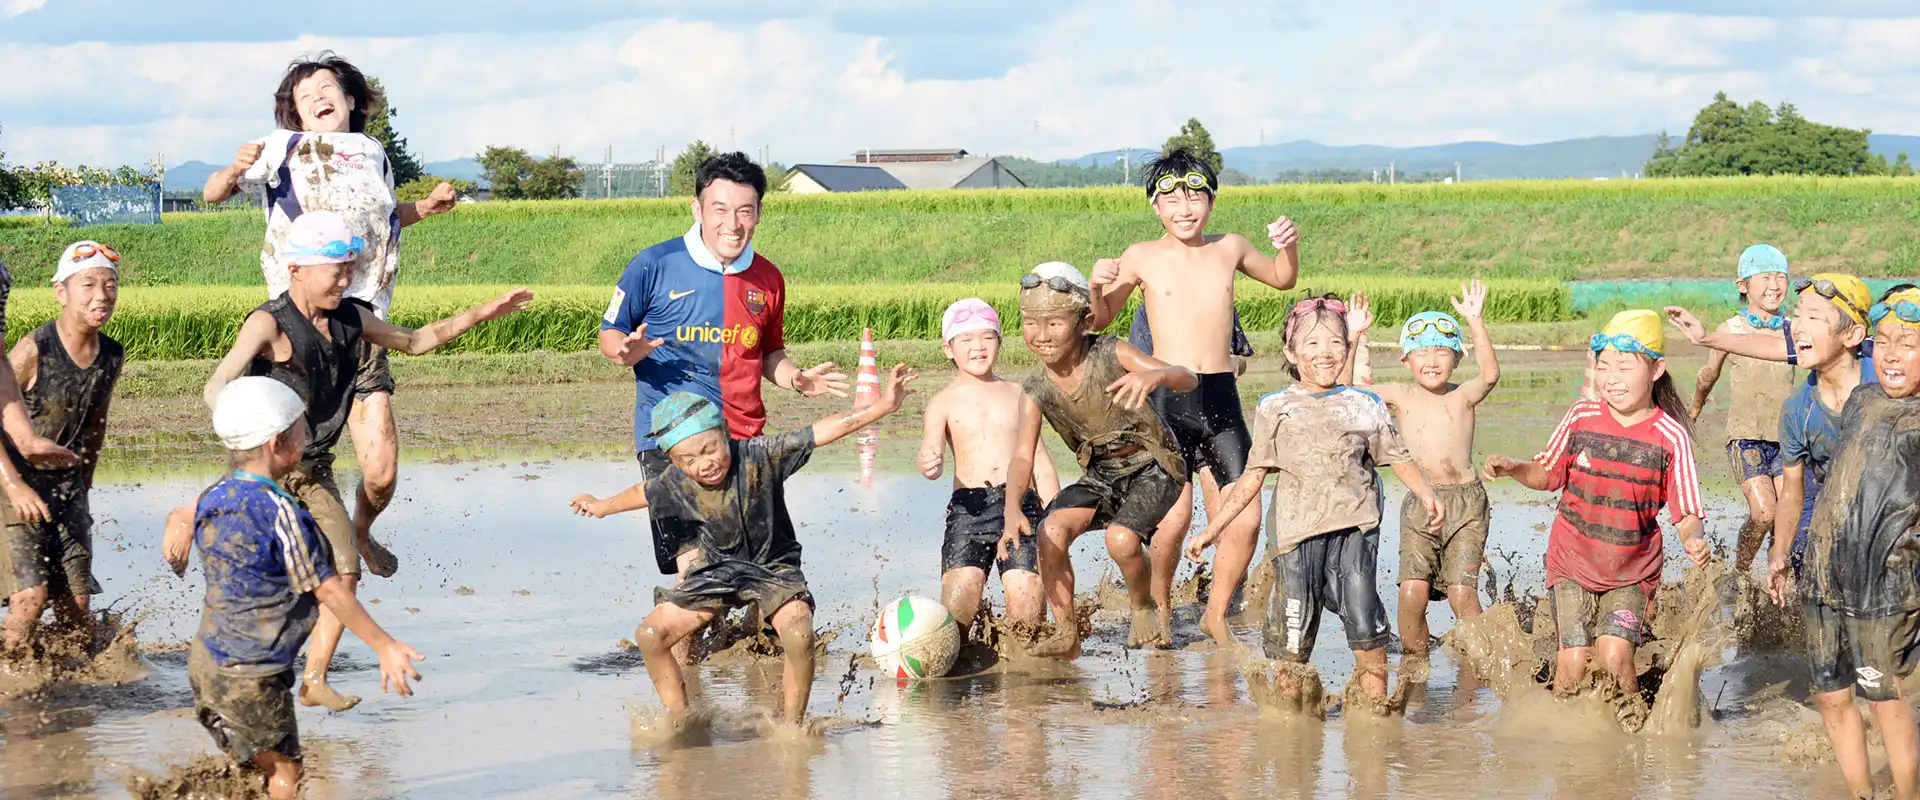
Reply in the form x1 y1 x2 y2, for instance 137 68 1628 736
855 328 879 488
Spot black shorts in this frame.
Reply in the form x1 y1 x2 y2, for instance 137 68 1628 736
637 449 696 575
1148 372 1250 484
1262 526 1392 661
1803 601 1920 702
655 558 815 621
1047 461 1184 540
353 341 395 398
0 490 101 600
943 485 1042 575
189 645 300 764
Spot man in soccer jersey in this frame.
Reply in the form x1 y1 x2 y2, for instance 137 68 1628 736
598 152 850 589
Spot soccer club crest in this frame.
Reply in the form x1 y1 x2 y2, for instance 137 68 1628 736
744 288 768 316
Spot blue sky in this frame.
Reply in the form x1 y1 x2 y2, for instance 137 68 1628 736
2 0 1918 167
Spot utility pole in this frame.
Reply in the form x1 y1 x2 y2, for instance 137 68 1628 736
605 145 613 199
1455 162 1461 184
1389 160 1397 185
1120 150 1130 185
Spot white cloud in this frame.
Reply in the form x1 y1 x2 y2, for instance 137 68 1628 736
3 0 46 18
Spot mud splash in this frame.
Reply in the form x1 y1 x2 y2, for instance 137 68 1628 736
0 610 146 698
121 755 267 800
1445 603 1540 699
1244 659 1330 720
1646 560 1731 736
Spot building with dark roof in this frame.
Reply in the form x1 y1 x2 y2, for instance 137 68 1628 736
785 163 908 194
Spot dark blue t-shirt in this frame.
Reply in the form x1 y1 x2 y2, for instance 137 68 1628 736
1782 362 1880 557
193 474 336 676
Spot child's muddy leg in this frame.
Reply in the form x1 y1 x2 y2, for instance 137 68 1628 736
1871 692 1920 800
3 584 47 650
1001 569 1045 627
1445 584 1482 619
1397 580 1432 657
1596 635 1637 697
1146 485 1192 621
1030 509 1093 659
1106 525 1164 649
769 600 816 726
1200 470 1259 644
1553 646 1590 694
941 567 988 634
250 750 301 800
669 548 704 665
349 393 401 576
636 603 716 714
1355 647 1390 699
1817 688 1873 797
1735 475 1778 572
301 574 360 712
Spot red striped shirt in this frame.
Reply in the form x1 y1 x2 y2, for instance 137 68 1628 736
1534 400 1704 594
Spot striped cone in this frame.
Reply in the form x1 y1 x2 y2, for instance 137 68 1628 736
854 329 879 488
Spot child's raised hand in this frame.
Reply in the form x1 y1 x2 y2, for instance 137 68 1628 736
480 289 534 322
1090 258 1122 288
997 515 1032 562
163 506 194 578
375 638 426 698
570 494 607 518
1105 371 1157 410
1267 216 1300 250
875 364 919 413
1344 291 1374 336
1184 526 1221 563
231 141 264 172
1663 306 1708 344
1452 280 1488 319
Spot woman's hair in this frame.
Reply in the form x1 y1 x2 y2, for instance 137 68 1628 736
1281 294 1349 380
274 51 380 133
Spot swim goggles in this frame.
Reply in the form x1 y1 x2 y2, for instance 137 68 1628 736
1290 295 1347 316
1742 310 1785 331
1589 333 1662 360
69 243 120 262
1404 316 1460 338
285 236 366 261
1870 300 1920 327
1793 277 1870 324
1152 171 1216 196
1020 273 1085 295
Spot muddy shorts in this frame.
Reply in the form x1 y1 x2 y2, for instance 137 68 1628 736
281 462 355 578
353 341 396 398
0 490 102 600
1802 601 1920 702
1262 525 1393 662
1148 372 1251 484
1046 461 1184 540
1726 439 1783 482
655 558 814 622
188 645 300 764
637 449 700 575
1398 480 1489 591
943 485 1042 575
1549 580 1647 649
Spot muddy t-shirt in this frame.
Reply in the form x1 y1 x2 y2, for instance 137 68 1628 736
1806 385 1920 617
240 130 401 316
1534 401 1704 595
1247 386 1411 555
3 323 123 498
643 429 815 569
1781 369 1880 561
1021 335 1185 481
193 475 336 677
1722 315 1796 443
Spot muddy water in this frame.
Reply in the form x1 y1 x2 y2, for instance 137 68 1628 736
0 356 1876 799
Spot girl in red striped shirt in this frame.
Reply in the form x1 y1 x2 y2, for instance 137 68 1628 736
1483 310 1710 721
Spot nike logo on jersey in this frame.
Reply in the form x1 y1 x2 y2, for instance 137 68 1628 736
669 289 696 300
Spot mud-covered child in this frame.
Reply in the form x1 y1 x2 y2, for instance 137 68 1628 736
1349 280 1500 677
568 370 917 727
1794 285 1920 800
1689 244 1796 571
0 242 124 651
1191 295 1443 702
188 377 423 800
167 211 527 712
998 262 1197 659
1483 310 1709 727
916 298 1061 635
1085 148 1300 646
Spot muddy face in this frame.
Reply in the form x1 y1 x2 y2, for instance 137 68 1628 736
1019 305 1089 368
1402 346 1460 391
1591 349 1659 417
668 430 732 486
287 262 351 311
1873 323 1920 398
1789 292 1864 372
944 330 1001 378
1285 314 1348 390
1740 272 1790 314
54 269 117 330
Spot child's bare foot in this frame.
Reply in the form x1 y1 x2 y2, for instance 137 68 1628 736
1200 610 1234 647
1401 650 1432 683
299 678 361 711
1127 606 1168 649
359 536 399 578
1027 629 1082 660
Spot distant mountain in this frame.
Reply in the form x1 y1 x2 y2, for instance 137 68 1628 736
161 160 222 193
422 157 483 182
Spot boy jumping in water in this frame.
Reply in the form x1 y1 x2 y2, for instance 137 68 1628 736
1087 147 1300 646
190 377 423 800
1690 244 1795 571
1351 280 1501 677
999 262 1196 658
0 242 124 651
917 298 1061 636
569 367 916 727
181 211 527 712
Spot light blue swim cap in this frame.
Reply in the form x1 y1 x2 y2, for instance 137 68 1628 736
1399 311 1464 355
1738 244 1789 280
650 392 724 451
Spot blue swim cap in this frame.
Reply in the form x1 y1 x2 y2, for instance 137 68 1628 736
1738 244 1789 280
1399 311 1464 355
649 392 723 451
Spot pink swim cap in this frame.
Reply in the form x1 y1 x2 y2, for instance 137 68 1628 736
941 298 1001 343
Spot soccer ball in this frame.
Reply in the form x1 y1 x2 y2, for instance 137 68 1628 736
869 595 961 679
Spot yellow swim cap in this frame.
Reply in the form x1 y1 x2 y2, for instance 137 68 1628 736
1799 273 1872 326
1590 309 1665 359
1875 286 1920 332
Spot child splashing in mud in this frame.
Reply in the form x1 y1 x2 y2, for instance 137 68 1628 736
1794 285 1920 800
1689 245 1795 572
1484 310 1710 728
570 370 915 728
998 262 1196 658
191 378 423 800
1190 295 1442 705
917 299 1060 638
1350 280 1501 680
0 242 123 653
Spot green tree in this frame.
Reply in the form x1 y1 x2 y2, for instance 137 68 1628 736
395 175 476 202
1162 118 1225 173
1648 92 1888 177
364 78 424 186
523 154 585 200
669 140 717 197
477 146 533 200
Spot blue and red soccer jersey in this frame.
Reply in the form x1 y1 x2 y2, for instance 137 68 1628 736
603 228 786 452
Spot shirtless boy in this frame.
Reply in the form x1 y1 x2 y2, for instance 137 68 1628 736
1087 147 1300 645
1000 262 1196 658
917 298 1061 635
1352 280 1501 675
